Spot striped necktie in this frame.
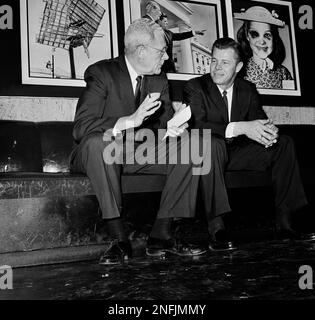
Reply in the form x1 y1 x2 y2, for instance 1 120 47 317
134 76 142 108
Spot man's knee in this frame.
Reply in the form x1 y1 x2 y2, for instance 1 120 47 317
82 133 106 154
277 134 296 154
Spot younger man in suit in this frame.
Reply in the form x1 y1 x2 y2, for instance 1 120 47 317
184 37 312 251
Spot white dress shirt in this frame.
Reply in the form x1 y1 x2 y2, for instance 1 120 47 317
216 85 236 138
125 56 142 95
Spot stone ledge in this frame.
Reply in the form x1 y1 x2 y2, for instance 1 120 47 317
0 244 105 268
1 96 315 124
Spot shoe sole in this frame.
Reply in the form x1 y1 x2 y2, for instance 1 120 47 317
208 245 237 252
146 248 207 257
99 255 130 265
145 248 166 257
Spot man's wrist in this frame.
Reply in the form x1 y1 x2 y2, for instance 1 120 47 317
233 121 246 137
125 116 135 130
113 115 135 134
225 122 236 138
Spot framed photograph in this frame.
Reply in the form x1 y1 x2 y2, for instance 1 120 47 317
123 0 224 81
20 0 118 87
225 0 301 96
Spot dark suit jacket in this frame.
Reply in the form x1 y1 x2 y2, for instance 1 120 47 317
72 55 173 145
143 14 158 23
183 74 267 139
162 29 194 73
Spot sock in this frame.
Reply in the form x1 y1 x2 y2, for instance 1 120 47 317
276 210 292 230
207 216 225 237
106 218 128 242
150 218 173 240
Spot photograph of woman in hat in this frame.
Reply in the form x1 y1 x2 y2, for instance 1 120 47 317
234 5 293 90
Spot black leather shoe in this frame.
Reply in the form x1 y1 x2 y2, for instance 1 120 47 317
99 240 132 265
276 228 301 241
276 228 315 242
208 230 236 251
146 237 206 257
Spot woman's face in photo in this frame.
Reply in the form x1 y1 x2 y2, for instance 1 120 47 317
247 21 273 60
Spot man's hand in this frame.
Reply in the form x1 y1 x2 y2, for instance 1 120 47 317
265 119 279 135
128 93 161 128
195 30 206 36
235 119 279 147
172 102 188 114
166 123 189 138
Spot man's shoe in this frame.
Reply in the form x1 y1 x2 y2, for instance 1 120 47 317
146 237 206 257
99 240 132 265
276 228 315 242
208 230 236 251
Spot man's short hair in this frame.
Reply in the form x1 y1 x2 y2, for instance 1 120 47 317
160 13 167 20
212 37 243 63
124 18 163 55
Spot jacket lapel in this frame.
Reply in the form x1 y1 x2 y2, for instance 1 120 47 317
118 56 136 112
230 79 241 122
203 76 228 123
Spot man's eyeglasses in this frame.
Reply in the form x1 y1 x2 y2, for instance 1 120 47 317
146 45 168 57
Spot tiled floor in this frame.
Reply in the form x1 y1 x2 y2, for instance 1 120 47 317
1 239 315 300
1 185 315 302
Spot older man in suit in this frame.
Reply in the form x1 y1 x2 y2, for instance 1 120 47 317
70 18 208 265
184 37 311 251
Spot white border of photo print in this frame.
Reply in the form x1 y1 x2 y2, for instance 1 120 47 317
225 0 301 96
20 0 118 87
123 0 224 81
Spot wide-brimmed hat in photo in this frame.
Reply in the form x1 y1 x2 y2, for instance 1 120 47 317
234 6 285 27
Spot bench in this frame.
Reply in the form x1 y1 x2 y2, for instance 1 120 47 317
0 120 313 267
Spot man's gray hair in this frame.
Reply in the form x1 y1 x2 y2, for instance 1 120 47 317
124 18 163 55
145 0 159 13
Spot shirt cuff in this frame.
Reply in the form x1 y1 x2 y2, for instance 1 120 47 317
112 123 123 137
225 122 236 138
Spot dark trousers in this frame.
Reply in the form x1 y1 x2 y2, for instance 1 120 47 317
70 131 211 220
202 134 308 235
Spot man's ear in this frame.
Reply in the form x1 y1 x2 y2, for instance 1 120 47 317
236 61 243 74
137 45 145 59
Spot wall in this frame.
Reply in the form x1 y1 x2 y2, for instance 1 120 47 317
0 0 314 124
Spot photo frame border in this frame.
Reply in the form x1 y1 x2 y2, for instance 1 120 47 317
225 0 301 96
20 0 119 87
123 0 224 81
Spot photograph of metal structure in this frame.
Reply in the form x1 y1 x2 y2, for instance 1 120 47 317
20 0 118 86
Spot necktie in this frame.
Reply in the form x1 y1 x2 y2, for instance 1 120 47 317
134 76 142 108
222 90 233 143
222 90 228 109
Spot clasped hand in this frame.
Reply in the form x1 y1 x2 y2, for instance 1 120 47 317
244 119 279 148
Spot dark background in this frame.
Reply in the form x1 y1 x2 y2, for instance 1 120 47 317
0 0 314 106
